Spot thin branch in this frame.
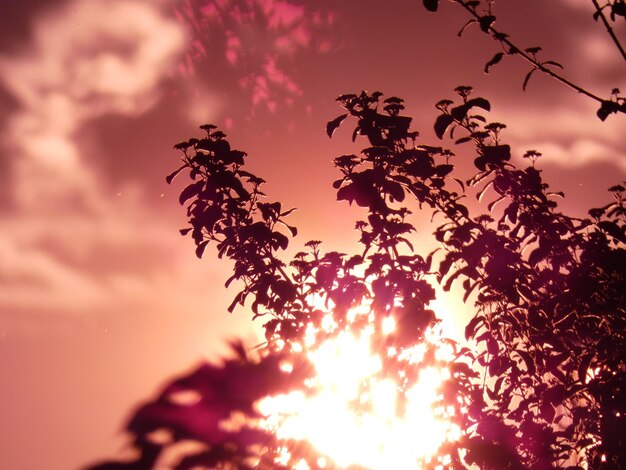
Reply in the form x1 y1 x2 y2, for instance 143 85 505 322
454 0 619 109
591 0 626 62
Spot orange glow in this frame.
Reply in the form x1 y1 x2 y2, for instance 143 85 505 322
256 305 461 469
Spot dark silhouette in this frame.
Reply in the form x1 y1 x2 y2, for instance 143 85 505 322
87 88 625 469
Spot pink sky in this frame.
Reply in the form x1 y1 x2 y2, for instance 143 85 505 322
0 1 624 468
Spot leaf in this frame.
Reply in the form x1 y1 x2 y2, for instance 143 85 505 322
484 52 504 73
596 100 620 121
434 113 454 139
352 127 360 142
272 231 289 251
280 207 297 218
173 141 192 150
543 60 563 69
450 104 469 121
462 279 479 302
612 2 626 18
465 97 491 111
522 69 536 91
435 164 454 177
285 225 298 237
179 228 192 236
514 349 536 375
195 240 209 258
227 291 245 313
166 164 188 184
386 181 405 202
179 181 203 205
528 247 546 266
457 19 477 36
478 15 496 32
578 353 594 383
598 220 626 242
326 114 348 138
423 0 439 12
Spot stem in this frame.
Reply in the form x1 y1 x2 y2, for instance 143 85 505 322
591 0 626 62
455 1 610 106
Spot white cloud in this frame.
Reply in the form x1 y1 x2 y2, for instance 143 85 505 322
0 0 188 316
495 102 626 173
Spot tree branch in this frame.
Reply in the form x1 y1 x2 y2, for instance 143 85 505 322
591 0 626 61
454 0 623 112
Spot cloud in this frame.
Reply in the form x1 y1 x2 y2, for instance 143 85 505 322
0 0 188 318
493 101 626 173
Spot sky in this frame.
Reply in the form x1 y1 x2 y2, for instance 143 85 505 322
0 1 624 469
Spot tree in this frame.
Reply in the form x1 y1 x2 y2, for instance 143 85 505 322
87 2 625 469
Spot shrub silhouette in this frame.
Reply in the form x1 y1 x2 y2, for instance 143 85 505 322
87 87 625 469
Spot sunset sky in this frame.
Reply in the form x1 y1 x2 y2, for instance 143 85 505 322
0 1 624 469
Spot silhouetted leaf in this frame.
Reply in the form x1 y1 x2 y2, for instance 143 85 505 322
434 113 454 139
578 353 594 383
611 2 626 20
174 141 193 150
596 100 623 121
386 181 405 202
423 0 438 12
466 97 491 111
179 181 203 205
515 349 536 375
543 60 563 69
166 164 188 184
525 46 542 55
326 114 348 138
195 240 209 258
522 69 536 90
484 52 504 73
465 315 485 340
457 19 477 37
479 15 496 32
598 220 626 242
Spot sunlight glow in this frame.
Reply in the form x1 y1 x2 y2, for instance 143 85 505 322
256 305 461 469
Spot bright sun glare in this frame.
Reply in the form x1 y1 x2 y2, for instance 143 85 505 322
255 303 462 469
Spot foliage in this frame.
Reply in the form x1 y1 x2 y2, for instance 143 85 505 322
87 87 625 469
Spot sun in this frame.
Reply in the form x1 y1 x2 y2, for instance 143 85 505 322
255 304 464 469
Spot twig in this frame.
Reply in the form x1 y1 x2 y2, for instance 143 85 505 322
454 0 615 108
591 0 626 62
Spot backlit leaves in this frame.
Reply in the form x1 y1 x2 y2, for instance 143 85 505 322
91 89 625 470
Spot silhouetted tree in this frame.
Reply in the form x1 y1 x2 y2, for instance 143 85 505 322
86 87 625 469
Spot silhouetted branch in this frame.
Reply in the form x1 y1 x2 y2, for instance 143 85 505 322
591 0 626 62
447 0 626 119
